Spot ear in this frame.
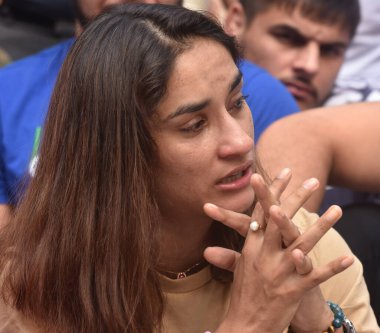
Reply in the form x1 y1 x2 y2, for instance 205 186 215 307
224 1 247 38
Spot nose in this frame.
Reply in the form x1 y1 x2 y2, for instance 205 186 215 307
217 114 254 159
293 42 320 77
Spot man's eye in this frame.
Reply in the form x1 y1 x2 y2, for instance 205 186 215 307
321 45 344 58
274 32 291 41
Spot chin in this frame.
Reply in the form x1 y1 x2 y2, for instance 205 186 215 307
217 190 255 214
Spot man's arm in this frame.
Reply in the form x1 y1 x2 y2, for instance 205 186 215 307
257 102 380 211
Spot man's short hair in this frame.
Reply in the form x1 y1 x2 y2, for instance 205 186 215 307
240 0 360 38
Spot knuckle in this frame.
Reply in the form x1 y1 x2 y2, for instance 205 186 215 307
318 217 331 232
294 188 307 200
241 245 254 258
331 261 343 274
292 238 307 251
308 272 323 286
278 284 301 302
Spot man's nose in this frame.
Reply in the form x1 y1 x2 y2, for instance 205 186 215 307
293 42 320 77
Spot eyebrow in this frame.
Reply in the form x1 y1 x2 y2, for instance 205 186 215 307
270 24 348 49
270 24 307 43
166 71 243 121
229 71 243 94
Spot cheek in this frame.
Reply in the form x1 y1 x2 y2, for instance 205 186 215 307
155 139 217 204
317 63 342 96
242 109 255 140
243 32 269 64
158 146 207 182
248 45 286 75
155 150 210 208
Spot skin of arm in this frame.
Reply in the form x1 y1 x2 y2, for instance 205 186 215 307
0 204 11 228
256 102 380 212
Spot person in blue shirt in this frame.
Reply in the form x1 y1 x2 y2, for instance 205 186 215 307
0 0 298 226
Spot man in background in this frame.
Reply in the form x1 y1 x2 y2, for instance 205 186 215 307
224 0 360 110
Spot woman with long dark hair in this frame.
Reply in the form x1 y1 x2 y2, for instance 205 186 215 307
0 4 378 333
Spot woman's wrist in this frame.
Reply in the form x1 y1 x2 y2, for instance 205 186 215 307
290 297 333 333
289 301 356 333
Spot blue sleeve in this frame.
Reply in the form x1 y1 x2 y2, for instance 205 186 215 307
0 99 9 204
239 60 300 142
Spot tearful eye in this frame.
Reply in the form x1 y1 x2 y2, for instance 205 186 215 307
231 95 249 112
181 119 206 133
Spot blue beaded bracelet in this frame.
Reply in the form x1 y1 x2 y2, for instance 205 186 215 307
208 301 354 333
327 301 346 329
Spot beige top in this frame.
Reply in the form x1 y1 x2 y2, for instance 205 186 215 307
162 208 380 333
1 209 379 332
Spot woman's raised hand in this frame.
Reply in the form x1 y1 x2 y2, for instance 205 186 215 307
204 169 354 333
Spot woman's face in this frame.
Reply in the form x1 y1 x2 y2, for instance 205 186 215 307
152 38 255 219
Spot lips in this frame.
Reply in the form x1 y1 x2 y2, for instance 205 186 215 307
282 79 317 101
216 161 253 190
219 170 244 184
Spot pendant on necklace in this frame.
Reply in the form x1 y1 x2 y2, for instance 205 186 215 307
177 272 187 279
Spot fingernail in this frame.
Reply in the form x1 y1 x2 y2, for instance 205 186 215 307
253 173 264 184
325 205 342 222
277 168 291 179
204 203 224 220
205 203 217 209
302 178 319 190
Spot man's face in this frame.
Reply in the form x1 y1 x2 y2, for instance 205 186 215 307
75 0 181 28
229 5 350 110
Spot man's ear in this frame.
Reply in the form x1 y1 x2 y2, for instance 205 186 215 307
224 1 247 38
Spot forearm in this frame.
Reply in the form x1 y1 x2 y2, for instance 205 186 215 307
257 111 333 212
327 103 380 191
257 102 380 211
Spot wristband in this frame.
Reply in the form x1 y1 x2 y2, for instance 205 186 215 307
328 301 345 329
288 301 356 333
209 302 356 333
323 301 356 333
